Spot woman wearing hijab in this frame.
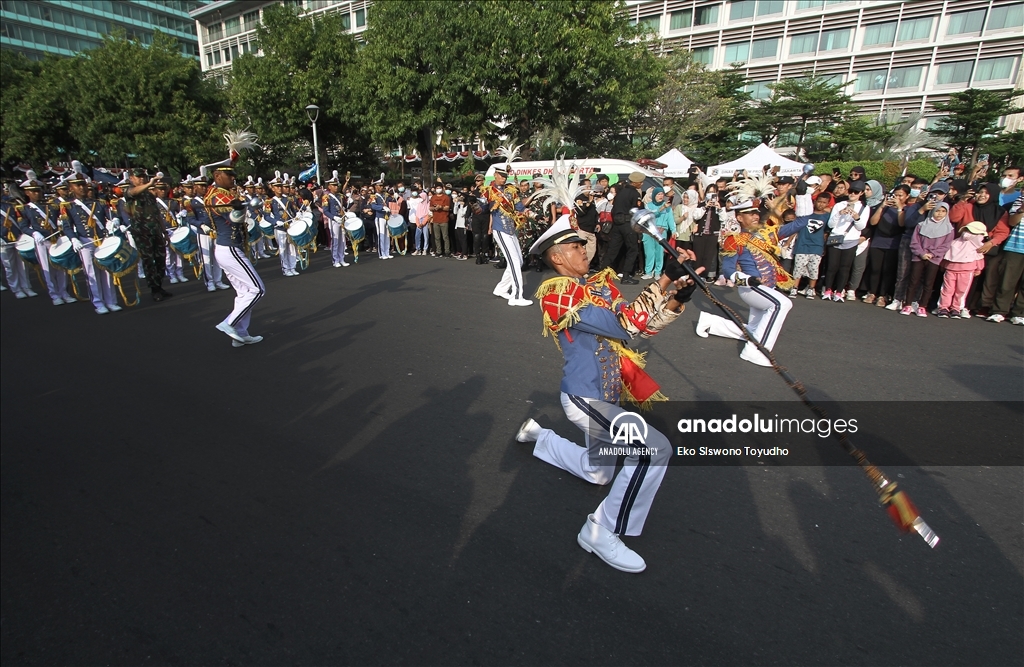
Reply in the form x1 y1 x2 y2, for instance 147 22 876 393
963 183 1010 317
902 202 955 317
672 189 698 252
845 179 883 299
640 187 674 278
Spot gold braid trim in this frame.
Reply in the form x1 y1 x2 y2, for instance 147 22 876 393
621 387 670 410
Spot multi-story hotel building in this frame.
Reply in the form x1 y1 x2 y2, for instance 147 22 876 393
0 0 207 60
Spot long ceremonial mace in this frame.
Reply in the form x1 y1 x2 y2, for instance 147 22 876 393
630 209 939 548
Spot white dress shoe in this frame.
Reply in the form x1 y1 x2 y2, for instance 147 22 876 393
739 346 773 367
508 298 533 307
52 297 65 306
207 283 217 292
169 276 179 284
24 289 38 297
232 335 263 347
107 303 122 312
215 282 231 290
493 286 512 299
14 291 28 299
95 305 110 315
516 418 541 443
340 261 350 267
179 276 189 283
215 321 244 342
577 514 646 573
695 311 711 338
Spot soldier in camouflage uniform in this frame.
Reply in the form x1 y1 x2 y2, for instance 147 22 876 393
123 167 171 301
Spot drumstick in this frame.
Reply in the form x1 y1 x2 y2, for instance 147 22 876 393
630 210 939 549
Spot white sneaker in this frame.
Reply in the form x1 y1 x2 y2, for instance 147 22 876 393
789 288 798 298
1011 317 1024 326
52 297 65 306
577 514 646 573
508 298 533 307
107 304 122 312
959 308 971 319
740 346 773 367
340 261 350 267
516 418 541 443
95 305 110 315
207 283 217 292
169 276 179 284
333 262 341 268
215 282 231 290
231 335 263 347
640 273 652 279
986 313 1005 323
24 289 38 297
179 276 189 283
493 286 511 299
845 290 856 301
14 291 28 299
215 321 244 342
695 311 711 338
886 299 902 311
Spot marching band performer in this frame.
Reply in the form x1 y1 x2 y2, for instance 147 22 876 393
1 184 37 298
122 167 171 301
267 171 298 276
484 143 531 306
189 173 230 292
370 174 391 259
694 192 806 367
18 172 71 304
203 131 264 348
153 177 187 285
323 170 350 267
246 178 270 260
63 171 121 314
515 161 701 572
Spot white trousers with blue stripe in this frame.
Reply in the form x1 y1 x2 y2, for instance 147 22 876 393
215 244 265 337
701 285 792 366
532 392 671 537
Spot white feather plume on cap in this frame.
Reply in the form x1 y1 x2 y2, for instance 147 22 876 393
528 154 585 214
727 172 775 200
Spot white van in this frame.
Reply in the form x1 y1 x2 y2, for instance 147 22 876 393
482 158 668 192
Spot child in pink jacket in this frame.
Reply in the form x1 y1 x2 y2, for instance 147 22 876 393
937 220 987 318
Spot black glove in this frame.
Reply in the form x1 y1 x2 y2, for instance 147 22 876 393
674 280 699 304
663 258 692 283
739 276 762 288
230 199 247 211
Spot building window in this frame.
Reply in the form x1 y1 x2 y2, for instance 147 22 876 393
862 22 897 47
206 52 213 68
637 15 660 31
207 23 223 41
744 81 773 99
224 17 240 37
355 8 365 27
936 62 972 85
975 56 1015 82
212 49 221 65
670 10 692 30
796 0 822 9
724 42 749 64
243 10 260 31
231 44 239 60
819 28 850 51
855 69 888 92
695 5 719 26
757 0 784 16
750 37 778 60
888 66 922 89
730 0 755 21
692 46 714 64
946 9 986 36
790 33 817 55
986 4 1024 32
341 12 351 30
896 17 932 42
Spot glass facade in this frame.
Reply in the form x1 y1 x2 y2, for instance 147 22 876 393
0 0 205 60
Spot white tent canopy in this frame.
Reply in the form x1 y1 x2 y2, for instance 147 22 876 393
655 148 693 177
708 143 806 178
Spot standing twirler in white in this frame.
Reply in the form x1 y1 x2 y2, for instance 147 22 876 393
202 130 265 348
483 143 531 306
322 171 350 267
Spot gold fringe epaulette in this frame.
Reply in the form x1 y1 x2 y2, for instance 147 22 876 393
587 267 618 287
621 387 669 410
534 276 578 299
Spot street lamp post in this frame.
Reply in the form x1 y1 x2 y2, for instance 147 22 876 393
305 104 321 185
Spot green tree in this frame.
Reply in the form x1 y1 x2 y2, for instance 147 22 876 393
2 52 80 165
230 4 373 177
983 129 1024 170
747 74 856 158
686 66 757 165
926 88 1022 167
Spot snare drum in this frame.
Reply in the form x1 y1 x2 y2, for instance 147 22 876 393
169 226 198 257
287 220 314 248
387 215 407 238
95 235 139 276
344 214 365 243
259 219 275 239
247 220 262 244
16 235 38 264
49 237 83 272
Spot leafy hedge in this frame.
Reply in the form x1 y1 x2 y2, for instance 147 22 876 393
812 160 940 187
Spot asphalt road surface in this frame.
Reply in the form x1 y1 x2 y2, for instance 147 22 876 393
2 250 1022 666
